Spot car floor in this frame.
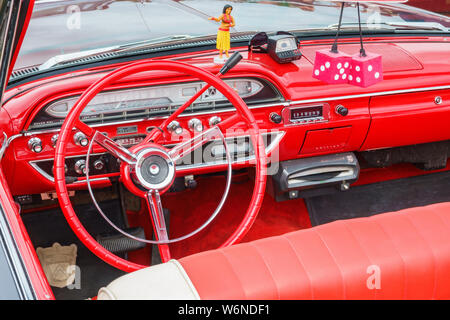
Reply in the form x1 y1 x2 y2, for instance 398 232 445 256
20 162 450 299
21 199 127 300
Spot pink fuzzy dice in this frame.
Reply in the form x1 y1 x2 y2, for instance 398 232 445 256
348 52 383 88
312 49 352 84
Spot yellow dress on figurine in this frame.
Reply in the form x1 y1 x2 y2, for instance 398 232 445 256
209 5 235 60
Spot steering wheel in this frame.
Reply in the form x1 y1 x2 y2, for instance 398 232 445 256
54 59 267 273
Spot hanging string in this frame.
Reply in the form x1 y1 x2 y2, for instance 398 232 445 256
331 2 345 53
357 2 367 57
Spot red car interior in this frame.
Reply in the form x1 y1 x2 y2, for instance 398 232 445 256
180 201 450 300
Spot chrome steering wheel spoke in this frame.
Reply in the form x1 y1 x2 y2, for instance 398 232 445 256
169 126 222 163
92 131 137 165
75 120 137 165
146 190 171 262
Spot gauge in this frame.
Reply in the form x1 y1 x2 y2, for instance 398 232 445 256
45 79 265 119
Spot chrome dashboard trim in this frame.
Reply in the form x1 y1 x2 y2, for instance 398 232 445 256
285 85 450 106
176 130 285 172
22 84 450 135
0 133 8 160
29 152 108 183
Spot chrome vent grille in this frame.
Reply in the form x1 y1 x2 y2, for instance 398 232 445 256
11 66 39 79
53 35 253 68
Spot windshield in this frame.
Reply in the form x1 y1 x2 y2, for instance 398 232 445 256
13 0 450 71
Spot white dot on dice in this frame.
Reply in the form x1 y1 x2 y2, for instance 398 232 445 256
315 70 320 76
325 62 330 68
345 62 349 68
368 65 373 72
337 63 342 69
335 75 339 80
356 77 361 83
356 66 361 72
320 66 325 71
375 72 380 79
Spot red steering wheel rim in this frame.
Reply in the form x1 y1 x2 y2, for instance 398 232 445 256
54 60 267 272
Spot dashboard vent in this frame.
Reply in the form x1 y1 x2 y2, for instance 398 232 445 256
51 35 254 69
11 66 39 79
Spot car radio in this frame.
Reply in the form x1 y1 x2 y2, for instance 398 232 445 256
282 103 330 125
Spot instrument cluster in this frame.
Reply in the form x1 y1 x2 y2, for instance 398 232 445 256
28 77 283 131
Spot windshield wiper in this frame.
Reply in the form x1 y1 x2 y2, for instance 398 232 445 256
38 34 202 71
327 22 449 32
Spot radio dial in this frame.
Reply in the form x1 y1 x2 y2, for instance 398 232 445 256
270 112 282 124
336 105 349 117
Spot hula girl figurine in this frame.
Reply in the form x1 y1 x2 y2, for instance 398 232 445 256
209 5 235 62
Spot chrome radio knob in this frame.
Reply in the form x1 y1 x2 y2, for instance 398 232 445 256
51 134 59 148
188 118 203 132
209 116 222 126
73 132 89 147
28 137 43 153
74 160 87 175
167 121 183 135
93 159 105 171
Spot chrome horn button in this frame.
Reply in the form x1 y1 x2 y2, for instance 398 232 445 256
133 147 175 191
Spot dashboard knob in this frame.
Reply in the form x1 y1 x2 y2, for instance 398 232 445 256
74 132 89 147
336 105 349 117
28 137 43 153
209 116 222 126
188 118 203 133
74 160 87 175
93 159 105 171
51 134 59 148
270 112 282 124
167 121 183 135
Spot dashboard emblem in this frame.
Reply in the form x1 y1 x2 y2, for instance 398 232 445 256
117 125 138 135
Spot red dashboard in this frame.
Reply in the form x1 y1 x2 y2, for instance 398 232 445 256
3 36 450 197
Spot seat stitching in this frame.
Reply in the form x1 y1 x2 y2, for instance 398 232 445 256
283 235 314 299
341 222 376 299
217 248 249 299
372 219 407 300
315 226 346 299
248 241 280 299
402 211 438 300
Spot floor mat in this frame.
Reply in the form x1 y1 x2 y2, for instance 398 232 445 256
305 170 450 226
22 199 127 300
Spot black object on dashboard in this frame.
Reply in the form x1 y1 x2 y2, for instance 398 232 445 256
248 32 269 53
219 52 243 75
249 32 302 64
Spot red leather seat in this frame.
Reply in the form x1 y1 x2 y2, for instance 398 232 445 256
179 202 450 299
